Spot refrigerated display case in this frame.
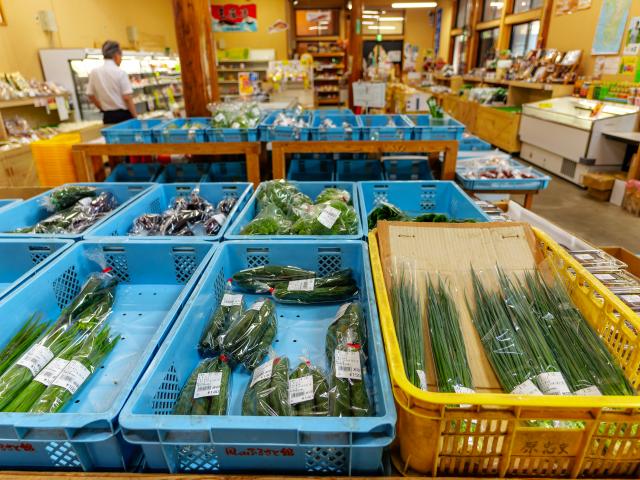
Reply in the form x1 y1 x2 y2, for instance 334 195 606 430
519 97 639 185
39 49 183 121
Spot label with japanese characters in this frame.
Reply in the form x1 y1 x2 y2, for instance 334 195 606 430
16 344 54 376
288 375 314 405
52 360 90 394
287 278 315 292
194 371 223 399
417 370 428 391
251 300 266 311
250 359 274 387
34 357 70 386
621 294 640 304
221 293 243 307
317 205 341 229
335 350 362 380
574 385 602 396
536 372 571 395
511 379 543 396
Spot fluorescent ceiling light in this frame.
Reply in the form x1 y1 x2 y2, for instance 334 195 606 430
362 14 379 18
362 20 375 25
379 16 404 21
367 25 396 30
391 2 437 8
363 10 379 14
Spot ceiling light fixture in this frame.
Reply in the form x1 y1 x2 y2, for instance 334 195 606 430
367 25 396 30
362 14 380 18
379 16 404 21
391 2 437 8
363 10 379 14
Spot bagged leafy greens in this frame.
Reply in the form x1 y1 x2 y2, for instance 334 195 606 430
240 203 292 235
291 200 358 235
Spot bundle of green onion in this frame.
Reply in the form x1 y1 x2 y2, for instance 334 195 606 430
0 314 48 377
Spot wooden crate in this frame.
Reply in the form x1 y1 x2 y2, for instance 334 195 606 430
475 105 521 153
441 95 479 133
441 93 459 120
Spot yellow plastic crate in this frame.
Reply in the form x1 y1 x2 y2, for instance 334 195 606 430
31 133 81 186
369 227 640 478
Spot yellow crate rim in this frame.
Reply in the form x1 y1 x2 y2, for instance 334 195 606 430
368 227 640 410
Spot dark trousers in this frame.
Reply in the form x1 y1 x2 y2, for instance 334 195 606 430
103 109 133 125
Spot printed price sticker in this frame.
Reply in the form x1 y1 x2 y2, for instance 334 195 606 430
52 360 90 394
221 293 243 307
287 278 315 292
288 375 314 405
317 205 341 229
417 370 428 391
574 385 602 396
16 344 54 376
594 273 616 281
250 359 274 387
453 385 476 394
335 350 362 380
194 372 223 399
251 300 266 311
34 358 70 386
511 379 543 396
536 372 571 395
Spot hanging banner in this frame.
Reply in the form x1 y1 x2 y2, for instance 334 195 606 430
211 4 258 32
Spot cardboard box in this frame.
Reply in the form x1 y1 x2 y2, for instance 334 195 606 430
583 171 627 191
601 246 640 277
587 186 612 201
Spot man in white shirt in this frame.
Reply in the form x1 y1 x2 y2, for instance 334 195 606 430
87 41 138 124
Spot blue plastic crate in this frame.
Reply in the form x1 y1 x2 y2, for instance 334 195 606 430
313 108 354 117
155 118 210 143
88 183 253 242
0 183 153 240
336 159 383 181
106 163 162 182
360 115 413 141
101 119 166 144
287 157 335 181
456 162 551 191
0 240 215 471
459 135 492 151
0 239 72 300
310 114 362 141
206 161 247 182
226 181 363 241
0 199 21 212
119 240 396 474
406 114 465 141
208 117 261 142
358 180 490 235
260 111 312 141
382 156 434 181
155 163 210 183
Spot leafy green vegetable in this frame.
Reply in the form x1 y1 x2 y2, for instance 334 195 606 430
315 188 351 205
367 202 410 229
48 186 96 211
240 204 292 235
256 181 312 218
291 200 358 235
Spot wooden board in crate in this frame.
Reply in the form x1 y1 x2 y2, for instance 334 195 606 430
475 106 521 153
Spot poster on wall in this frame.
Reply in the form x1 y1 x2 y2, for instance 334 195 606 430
623 17 640 56
555 0 591 16
592 0 632 55
211 4 258 32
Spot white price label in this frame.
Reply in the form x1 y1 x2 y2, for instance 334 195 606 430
453 385 476 394
536 372 571 395
250 359 274 387
16 344 54 376
317 205 341 229
335 350 362 380
574 385 602 396
287 278 315 292
417 370 428 391
251 300 266 311
594 273 616 281
288 375 314 405
221 293 243 307
511 379 543 396
34 357 70 386
52 360 90 394
194 371 223 399
621 294 640 303
212 213 227 225
575 253 595 261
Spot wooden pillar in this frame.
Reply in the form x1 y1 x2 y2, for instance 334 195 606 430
348 0 363 109
538 0 554 48
172 0 219 116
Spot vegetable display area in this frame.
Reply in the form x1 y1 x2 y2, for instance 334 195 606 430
120 241 395 474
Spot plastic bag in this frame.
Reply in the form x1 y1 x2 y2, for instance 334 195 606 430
28 325 118 413
291 200 358 235
219 298 277 370
45 185 97 212
198 282 245 357
256 180 312 218
271 269 358 304
240 203 292 235
242 353 292 416
288 357 329 416
326 302 367 364
367 201 410 230
315 188 351 205
232 265 315 293
172 355 232 415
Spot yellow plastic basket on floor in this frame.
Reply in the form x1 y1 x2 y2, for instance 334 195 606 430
369 227 640 478
31 133 81 186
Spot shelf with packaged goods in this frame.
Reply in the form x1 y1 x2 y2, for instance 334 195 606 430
218 59 270 63
218 68 268 73
0 93 71 110
311 52 345 57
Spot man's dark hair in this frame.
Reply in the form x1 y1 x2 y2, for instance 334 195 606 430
102 40 122 59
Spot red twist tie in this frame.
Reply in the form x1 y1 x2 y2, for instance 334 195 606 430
269 287 275 294
347 343 361 350
103 267 113 274
226 278 233 284
220 354 229 363
274 357 281 366
305 360 311 366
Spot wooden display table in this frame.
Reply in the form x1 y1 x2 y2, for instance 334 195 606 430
271 140 459 181
466 188 539 209
72 141 262 186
